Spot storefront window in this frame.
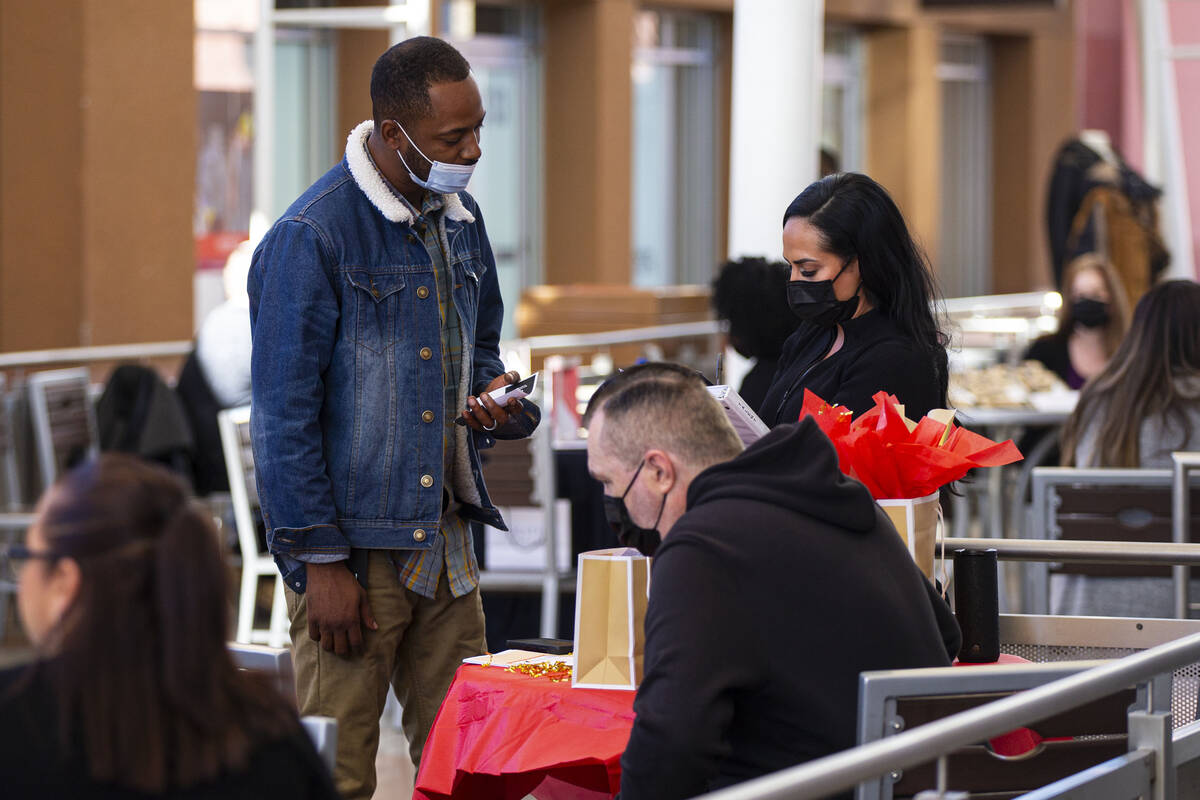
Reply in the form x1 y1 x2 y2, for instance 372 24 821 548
631 9 718 287
443 1 543 340
194 0 258 326
938 34 992 298
821 27 864 175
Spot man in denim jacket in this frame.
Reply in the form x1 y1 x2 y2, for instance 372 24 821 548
248 37 538 799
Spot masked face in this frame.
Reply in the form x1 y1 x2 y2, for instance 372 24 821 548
391 118 478 194
782 217 863 327
786 260 861 326
1071 297 1111 329
601 459 664 558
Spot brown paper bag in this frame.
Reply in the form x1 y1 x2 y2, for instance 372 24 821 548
571 548 649 690
878 492 940 578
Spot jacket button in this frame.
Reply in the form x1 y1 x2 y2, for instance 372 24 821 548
420 474 434 488
420 347 432 360
413 529 426 542
422 410 434 423
416 286 429 299
371 287 381 299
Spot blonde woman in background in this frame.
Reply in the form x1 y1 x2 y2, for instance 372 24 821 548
1025 254 1130 390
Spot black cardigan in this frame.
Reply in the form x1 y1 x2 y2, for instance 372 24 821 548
760 310 946 426
0 662 340 800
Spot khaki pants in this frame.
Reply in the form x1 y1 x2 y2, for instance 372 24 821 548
286 550 486 800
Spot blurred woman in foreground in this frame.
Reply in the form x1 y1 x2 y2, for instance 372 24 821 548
0 454 338 798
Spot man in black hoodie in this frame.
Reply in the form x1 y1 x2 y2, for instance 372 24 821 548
584 363 960 800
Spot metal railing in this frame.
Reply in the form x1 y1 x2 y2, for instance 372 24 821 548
0 340 192 371
1174 452 1200 619
698 632 1200 800
941 537 1200 567
1025 463 1200 616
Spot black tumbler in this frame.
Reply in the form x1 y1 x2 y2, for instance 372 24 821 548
953 548 999 663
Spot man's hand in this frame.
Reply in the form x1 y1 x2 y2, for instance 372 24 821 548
305 561 378 656
462 370 523 432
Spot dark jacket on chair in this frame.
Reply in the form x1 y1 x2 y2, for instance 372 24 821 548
96 364 194 482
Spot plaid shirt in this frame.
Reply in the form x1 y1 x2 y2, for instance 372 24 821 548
393 192 479 600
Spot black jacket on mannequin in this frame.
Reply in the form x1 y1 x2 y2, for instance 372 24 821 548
1045 138 1165 288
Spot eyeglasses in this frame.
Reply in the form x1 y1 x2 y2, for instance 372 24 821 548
0 543 61 584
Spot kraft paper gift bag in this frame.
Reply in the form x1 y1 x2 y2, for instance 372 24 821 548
572 548 649 690
877 492 940 579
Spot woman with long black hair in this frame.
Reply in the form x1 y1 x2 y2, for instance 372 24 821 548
0 454 339 798
761 173 950 425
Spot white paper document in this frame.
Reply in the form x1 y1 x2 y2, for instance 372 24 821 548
707 385 769 445
463 649 574 667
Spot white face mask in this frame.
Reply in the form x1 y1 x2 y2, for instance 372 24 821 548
391 119 476 194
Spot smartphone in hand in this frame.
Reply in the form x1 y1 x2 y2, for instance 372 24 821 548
454 372 539 425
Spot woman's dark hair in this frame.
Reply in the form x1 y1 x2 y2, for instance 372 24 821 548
33 454 297 792
1061 280 1200 467
711 257 799 360
783 172 950 403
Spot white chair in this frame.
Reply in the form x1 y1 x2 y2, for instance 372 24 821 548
27 367 98 494
218 406 288 647
227 641 295 702
300 716 339 773
227 642 337 772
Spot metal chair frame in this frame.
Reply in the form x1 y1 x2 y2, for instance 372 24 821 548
26 367 98 492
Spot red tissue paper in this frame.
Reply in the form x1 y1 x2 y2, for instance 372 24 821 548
799 390 1023 499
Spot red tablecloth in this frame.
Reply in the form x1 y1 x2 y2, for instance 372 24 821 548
413 665 635 800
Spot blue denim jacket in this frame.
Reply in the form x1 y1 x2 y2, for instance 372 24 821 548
248 122 538 588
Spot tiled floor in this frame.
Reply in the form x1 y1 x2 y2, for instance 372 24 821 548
375 721 416 798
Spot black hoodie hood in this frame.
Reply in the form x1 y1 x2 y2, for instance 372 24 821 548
686 416 878 533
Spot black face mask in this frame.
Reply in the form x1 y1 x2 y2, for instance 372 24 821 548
601 459 665 558
1071 297 1111 329
786 261 860 327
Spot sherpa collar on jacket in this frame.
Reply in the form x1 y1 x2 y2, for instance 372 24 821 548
344 119 475 226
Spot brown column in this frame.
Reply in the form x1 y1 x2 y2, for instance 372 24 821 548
79 0 194 346
0 0 194 351
865 23 943 272
336 0 390 143
0 0 86 351
338 30 390 142
992 33 1075 292
543 0 635 285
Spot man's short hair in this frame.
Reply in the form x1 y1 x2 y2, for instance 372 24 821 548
371 37 471 126
584 363 744 470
